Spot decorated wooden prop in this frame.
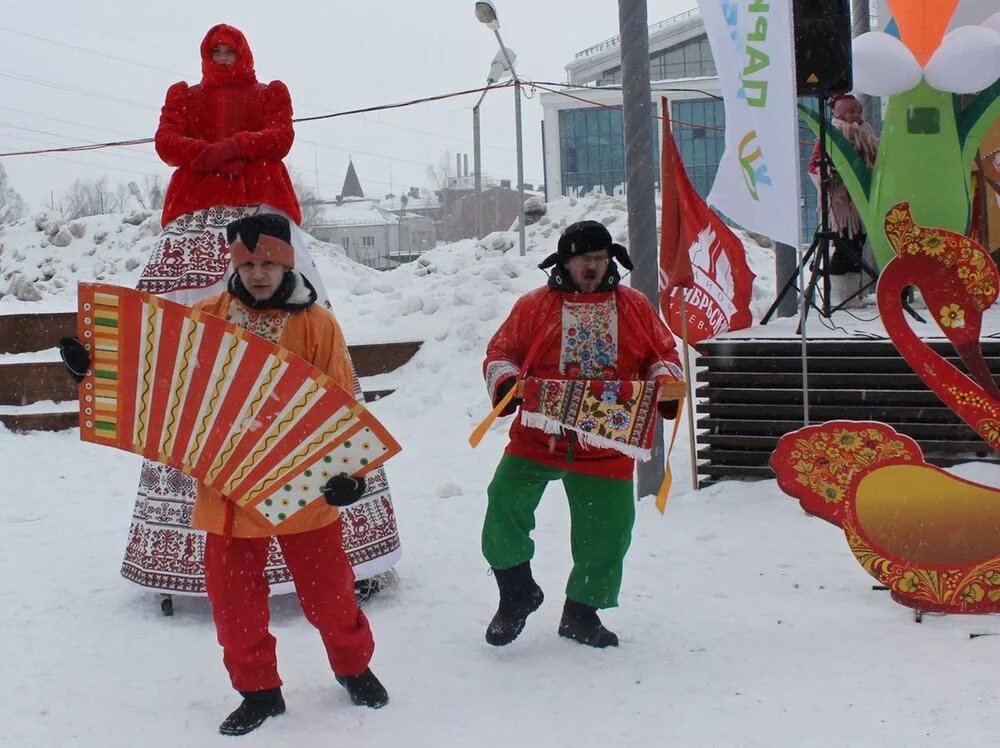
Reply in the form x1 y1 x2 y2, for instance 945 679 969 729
771 206 1000 615
771 421 1000 614
76 283 401 527
518 377 685 462
879 202 1000 443
800 1 1000 269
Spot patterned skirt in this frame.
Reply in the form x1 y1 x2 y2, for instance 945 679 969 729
120 205 401 595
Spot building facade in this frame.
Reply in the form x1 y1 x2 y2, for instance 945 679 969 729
310 198 436 270
540 7 821 244
307 163 437 270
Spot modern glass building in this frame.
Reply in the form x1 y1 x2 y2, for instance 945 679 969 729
540 10 823 244
557 107 660 198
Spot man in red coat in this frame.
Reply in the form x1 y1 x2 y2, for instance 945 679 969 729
481 221 682 649
155 24 300 227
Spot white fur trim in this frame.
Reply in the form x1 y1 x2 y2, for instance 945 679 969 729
286 270 313 305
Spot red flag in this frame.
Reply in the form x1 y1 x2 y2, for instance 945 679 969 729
659 101 756 345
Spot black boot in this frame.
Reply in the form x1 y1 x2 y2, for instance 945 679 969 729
218 687 285 736
485 561 544 646
336 667 389 709
558 599 619 648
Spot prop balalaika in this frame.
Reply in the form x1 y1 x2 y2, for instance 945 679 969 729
75 283 401 527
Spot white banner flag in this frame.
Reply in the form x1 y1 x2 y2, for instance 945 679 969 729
700 0 803 248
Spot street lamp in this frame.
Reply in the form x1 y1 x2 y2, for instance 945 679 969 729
475 0 526 257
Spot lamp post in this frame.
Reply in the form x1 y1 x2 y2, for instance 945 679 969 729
475 0 526 257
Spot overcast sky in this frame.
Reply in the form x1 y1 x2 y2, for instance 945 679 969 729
0 0 696 211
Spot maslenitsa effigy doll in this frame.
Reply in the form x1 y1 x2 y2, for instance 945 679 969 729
121 24 400 606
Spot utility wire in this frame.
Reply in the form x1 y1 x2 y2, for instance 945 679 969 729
0 81 516 158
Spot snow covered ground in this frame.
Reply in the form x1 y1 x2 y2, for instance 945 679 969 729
3 196 1000 746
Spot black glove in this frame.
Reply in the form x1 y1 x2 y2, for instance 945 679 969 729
494 377 522 408
58 337 91 383
322 473 366 507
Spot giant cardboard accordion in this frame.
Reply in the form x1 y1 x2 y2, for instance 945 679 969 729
75 283 401 528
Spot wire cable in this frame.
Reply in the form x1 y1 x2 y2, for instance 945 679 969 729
0 81 516 158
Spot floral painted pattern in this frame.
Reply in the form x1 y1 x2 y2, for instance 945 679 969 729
773 420 1000 614
519 377 657 459
884 202 998 310
226 302 291 343
560 299 617 378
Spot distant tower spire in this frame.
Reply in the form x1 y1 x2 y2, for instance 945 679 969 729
341 159 365 198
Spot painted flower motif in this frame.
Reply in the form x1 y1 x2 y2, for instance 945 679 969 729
818 482 844 504
961 583 985 604
608 410 631 431
978 418 1000 446
600 381 621 404
835 431 862 452
854 447 878 466
938 303 965 328
579 417 598 433
984 571 1000 586
898 571 921 593
919 233 945 256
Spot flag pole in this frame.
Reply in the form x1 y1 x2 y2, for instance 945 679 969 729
678 293 700 491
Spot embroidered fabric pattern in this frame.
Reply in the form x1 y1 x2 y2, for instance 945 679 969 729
137 206 251 295
560 299 617 378
519 377 657 460
225 302 290 343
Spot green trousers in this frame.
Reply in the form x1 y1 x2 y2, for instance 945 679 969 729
482 454 635 609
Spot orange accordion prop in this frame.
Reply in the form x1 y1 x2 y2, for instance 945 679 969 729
76 283 401 528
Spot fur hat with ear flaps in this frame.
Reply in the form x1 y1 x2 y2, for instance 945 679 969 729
538 220 633 271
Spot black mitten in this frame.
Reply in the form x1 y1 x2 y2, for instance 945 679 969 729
494 377 522 415
322 473 366 507
58 337 91 383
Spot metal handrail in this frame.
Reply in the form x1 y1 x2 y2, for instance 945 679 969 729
573 7 700 58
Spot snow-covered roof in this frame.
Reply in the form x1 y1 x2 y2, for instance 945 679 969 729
380 194 439 212
312 198 398 227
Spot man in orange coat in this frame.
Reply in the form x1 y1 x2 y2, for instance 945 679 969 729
192 214 388 734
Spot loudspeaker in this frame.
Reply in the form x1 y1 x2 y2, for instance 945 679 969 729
793 0 853 97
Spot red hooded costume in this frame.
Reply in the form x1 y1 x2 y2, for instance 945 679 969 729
155 24 302 227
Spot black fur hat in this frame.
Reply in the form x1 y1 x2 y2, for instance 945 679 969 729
538 220 633 271
226 213 292 249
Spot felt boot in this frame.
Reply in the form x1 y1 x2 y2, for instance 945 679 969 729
485 561 544 646
558 599 619 648
336 667 389 709
218 687 285 736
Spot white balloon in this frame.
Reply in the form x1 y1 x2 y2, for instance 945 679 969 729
851 32 922 96
925 25 1000 94
982 12 1000 35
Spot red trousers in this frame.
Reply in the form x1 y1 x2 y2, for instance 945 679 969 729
204 520 374 693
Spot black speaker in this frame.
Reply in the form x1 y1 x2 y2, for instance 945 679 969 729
793 0 853 97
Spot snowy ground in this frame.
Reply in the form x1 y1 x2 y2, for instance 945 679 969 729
3 196 1000 746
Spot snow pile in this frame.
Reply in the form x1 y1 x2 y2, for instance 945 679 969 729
0 211 162 306
5 195 1000 747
